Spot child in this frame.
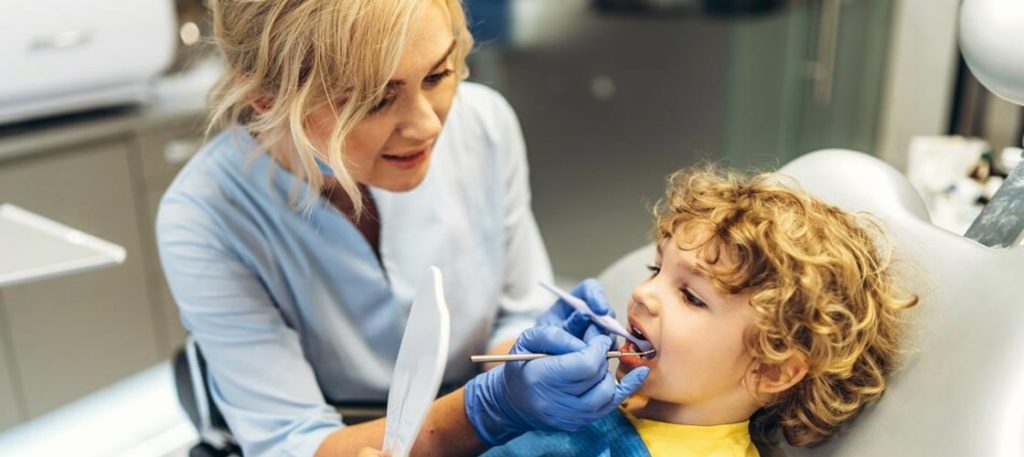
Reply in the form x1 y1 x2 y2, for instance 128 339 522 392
483 165 918 456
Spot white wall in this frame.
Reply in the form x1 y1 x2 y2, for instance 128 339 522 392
876 0 962 170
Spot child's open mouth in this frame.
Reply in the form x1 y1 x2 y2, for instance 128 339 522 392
628 325 657 360
618 320 656 369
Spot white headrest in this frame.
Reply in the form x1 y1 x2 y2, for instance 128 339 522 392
599 150 1024 456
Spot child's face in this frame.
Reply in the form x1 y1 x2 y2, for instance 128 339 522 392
617 232 758 423
307 1 458 192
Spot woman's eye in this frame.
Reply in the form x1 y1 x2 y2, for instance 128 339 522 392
681 288 707 308
368 95 395 114
424 68 454 85
645 264 661 277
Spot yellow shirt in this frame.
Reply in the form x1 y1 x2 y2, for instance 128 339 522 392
624 412 760 457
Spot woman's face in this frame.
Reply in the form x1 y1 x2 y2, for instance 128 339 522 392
307 2 459 192
617 233 757 423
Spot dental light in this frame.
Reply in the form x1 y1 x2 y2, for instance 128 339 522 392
959 0 1024 247
959 0 1024 107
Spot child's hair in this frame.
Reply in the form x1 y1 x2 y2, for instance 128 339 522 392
653 165 917 446
206 0 474 215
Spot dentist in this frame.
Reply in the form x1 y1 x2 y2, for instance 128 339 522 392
156 0 646 456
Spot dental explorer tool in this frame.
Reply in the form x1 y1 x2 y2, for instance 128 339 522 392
470 350 656 364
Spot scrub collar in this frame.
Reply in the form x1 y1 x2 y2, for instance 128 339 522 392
315 156 334 177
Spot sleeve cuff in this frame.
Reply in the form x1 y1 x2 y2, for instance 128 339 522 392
282 423 343 457
487 317 535 351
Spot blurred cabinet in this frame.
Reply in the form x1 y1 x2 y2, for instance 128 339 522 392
722 0 894 168
0 137 160 418
471 0 733 279
130 119 202 356
0 296 19 430
0 107 202 428
467 0 892 279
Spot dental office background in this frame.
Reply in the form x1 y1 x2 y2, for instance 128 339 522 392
0 0 1021 455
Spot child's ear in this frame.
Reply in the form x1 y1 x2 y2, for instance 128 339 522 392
746 354 809 398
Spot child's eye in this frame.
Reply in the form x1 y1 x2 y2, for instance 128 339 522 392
645 264 661 277
681 288 707 308
424 68 454 85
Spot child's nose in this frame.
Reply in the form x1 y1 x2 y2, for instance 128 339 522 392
630 281 660 316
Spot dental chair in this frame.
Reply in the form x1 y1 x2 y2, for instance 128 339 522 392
598 148 1024 456
173 338 237 457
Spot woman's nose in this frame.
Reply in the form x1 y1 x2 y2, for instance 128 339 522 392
398 93 442 141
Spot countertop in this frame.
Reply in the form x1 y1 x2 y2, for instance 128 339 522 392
0 57 223 162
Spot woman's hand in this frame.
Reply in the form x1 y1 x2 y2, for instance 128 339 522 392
356 448 386 457
536 278 619 347
536 278 614 327
463 325 649 446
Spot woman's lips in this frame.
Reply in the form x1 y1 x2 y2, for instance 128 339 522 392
381 147 428 170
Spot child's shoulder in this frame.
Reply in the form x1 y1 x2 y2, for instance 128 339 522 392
480 411 651 457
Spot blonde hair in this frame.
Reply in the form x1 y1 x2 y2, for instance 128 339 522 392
206 0 474 215
653 165 917 446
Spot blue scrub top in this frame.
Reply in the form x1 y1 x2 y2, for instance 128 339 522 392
156 82 553 456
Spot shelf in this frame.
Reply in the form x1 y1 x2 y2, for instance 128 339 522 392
0 204 125 287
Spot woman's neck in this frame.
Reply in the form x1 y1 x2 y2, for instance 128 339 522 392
263 137 365 218
265 138 380 247
322 179 370 218
324 179 382 258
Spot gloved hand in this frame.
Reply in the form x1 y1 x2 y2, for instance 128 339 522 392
536 278 614 329
537 278 621 350
463 324 650 446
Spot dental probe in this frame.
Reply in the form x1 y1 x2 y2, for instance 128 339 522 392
470 350 656 364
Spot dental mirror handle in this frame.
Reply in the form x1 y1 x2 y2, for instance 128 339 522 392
539 281 654 352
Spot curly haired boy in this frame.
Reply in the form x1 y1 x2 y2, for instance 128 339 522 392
484 165 917 456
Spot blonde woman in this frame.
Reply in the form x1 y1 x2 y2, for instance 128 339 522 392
156 0 646 456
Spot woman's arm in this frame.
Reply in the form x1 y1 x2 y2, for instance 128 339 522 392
319 323 650 456
481 337 516 371
316 389 486 457
158 201 344 456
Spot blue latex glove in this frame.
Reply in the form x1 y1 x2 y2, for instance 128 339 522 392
537 278 620 350
560 310 609 347
536 278 613 329
464 325 650 446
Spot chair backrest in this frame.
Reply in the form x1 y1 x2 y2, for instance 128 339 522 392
598 150 1024 456
597 243 655 323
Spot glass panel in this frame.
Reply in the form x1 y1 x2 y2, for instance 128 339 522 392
465 0 895 278
723 0 894 169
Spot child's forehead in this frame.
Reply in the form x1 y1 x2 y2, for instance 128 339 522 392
660 224 737 265
655 240 707 277
658 226 752 291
